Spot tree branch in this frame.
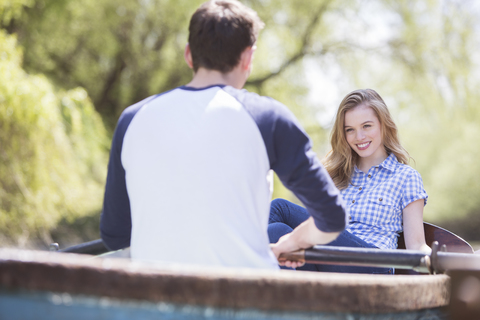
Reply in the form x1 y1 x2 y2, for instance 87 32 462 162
247 0 334 87
96 53 127 117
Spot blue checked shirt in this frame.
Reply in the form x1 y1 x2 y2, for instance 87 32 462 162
343 153 428 249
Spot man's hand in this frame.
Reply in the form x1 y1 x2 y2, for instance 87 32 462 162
270 233 305 268
270 217 341 268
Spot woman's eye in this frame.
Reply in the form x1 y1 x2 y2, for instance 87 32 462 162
345 128 353 133
364 124 371 129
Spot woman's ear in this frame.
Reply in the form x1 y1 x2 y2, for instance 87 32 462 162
184 43 194 69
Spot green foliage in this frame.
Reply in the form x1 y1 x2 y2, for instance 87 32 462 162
0 30 108 245
7 0 343 205
0 0 32 25
391 1 480 222
10 0 203 127
2 0 480 245
10 0 352 129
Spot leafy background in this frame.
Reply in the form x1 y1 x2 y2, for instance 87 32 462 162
1 0 479 249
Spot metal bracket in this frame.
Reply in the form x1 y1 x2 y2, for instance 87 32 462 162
430 241 447 274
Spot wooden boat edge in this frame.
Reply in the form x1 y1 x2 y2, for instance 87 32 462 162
0 248 450 314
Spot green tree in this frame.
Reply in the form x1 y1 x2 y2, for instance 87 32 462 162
6 0 353 128
0 0 109 246
5 0 479 246
6 0 358 204
389 1 480 223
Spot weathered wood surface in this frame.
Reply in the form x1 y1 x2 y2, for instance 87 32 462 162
0 249 449 313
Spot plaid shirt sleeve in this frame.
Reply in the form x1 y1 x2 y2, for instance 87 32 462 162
400 169 428 211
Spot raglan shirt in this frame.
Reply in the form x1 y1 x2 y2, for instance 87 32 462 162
100 85 346 269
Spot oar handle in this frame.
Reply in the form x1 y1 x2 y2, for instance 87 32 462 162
278 250 305 264
278 245 431 273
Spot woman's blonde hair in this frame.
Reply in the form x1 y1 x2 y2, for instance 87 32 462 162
323 89 410 190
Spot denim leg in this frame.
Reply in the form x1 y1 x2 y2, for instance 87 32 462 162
268 222 293 243
268 199 393 274
269 198 310 227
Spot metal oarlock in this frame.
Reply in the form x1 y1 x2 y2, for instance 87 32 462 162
430 241 440 274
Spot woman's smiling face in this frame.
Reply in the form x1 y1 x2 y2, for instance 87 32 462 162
344 104 386 164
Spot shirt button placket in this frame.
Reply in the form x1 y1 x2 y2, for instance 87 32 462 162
349 199 355 222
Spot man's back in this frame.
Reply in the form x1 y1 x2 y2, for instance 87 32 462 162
102 85 282 268
100 0 346 269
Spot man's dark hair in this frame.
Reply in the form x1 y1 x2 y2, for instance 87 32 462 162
188 0 264 73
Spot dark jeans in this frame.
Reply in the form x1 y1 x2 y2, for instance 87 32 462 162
268 198 393 274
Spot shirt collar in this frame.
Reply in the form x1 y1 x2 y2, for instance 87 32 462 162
378 153 398 172
353 153 398 173
180 84 226 91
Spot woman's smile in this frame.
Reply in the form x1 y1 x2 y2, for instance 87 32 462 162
356 141 371 150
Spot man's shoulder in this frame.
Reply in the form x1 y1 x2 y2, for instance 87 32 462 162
221 86 294 121
121 90 177 117
120 94 157 119
113 92 171 141
118 87 184 126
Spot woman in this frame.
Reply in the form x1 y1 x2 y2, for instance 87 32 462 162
269 89 430 274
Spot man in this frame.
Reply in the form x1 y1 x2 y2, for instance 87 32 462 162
100 0 346 269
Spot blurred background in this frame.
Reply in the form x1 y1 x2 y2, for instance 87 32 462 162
1 0 479 250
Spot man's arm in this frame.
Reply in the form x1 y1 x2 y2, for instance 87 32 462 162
270 104 347 233
100 144 132 251
100 122 132 251
100 97 157 250
268 104 347 263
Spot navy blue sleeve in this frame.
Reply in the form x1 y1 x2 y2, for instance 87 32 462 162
100 95 158 250
271 107 346 232
224 87 346 232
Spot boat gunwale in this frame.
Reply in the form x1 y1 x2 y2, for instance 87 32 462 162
0 248 450 314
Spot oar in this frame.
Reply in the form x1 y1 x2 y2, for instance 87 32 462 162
279 241 480 274
50 239 110 255
51 239 480 274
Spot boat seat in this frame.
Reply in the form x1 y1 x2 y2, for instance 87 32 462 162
396 222 473 274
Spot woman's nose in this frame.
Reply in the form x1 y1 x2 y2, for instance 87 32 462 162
356 130 365 140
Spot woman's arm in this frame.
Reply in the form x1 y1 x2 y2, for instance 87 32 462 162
402 199 431 253
270 217 340 268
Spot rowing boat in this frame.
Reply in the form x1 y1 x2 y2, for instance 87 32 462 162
0 222 477 319
0 248 450 320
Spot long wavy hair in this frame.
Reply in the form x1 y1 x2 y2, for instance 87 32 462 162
323 89 410 190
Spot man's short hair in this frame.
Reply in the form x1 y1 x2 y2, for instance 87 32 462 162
188 0 264 73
